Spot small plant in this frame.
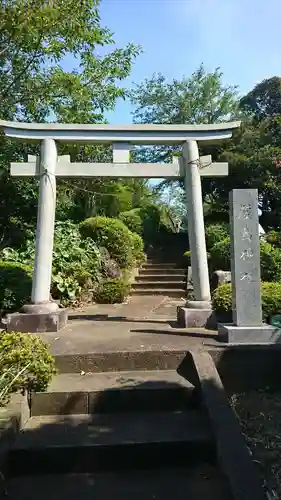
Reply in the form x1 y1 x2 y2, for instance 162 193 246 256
0 332 56 406
211 283 232 314
265 230 281 248
94 278 131 304
0 363 31 406
182 250 192 268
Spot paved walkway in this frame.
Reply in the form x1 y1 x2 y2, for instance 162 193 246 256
40 296 219 356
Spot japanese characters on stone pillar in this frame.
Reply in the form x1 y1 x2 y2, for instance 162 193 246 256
231 189 262 327
218 189 277 344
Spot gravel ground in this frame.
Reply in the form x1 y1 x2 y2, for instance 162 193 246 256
231 390 281 499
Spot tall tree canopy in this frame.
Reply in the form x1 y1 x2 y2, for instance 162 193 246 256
0 0 147 247
131 68 281 229
130 65 239 165
0 0 140 122
240 77 281 121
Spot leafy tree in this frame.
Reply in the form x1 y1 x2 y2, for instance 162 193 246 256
240 77 281 120
0 0 142 246
130 65 240 226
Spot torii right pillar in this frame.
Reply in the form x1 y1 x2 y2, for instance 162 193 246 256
177 140 216 328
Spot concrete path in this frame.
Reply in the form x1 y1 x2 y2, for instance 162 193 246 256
40 296 218 356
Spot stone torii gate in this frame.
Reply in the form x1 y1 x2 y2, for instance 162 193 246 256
0 120 240 332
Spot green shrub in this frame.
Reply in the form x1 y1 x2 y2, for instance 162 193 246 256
0 221 102 307
130 232 145 264
261 282 281 317
211 283 232 314
119 210 143 235
209 237 231 271
80 216 135 269
0 332 55 406
209 238 281 282
260 241 281 282
0 261 32 314
205 223 229 251
51 222 102 305
212 282 281 319
94 278 130 304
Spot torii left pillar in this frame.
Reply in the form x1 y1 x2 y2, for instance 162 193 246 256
177 140 214 329
6 139 68 332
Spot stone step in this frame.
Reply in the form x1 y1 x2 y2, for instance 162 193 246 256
140 268 186 275
8 411 215 475
54 349 190 374
30 370 195 416
132 281 185 290
143 263 180 268
131 288 186 297
7 465 232 500
135 274 186 282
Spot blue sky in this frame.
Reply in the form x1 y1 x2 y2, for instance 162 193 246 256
96 0 281 124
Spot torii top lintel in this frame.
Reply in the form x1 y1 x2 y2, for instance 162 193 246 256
0 120 241 144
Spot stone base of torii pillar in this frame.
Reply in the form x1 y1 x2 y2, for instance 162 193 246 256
5 302 68 333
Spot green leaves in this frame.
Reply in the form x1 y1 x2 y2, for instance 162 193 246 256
240 77 281 120
0 331 55 406
131 65 239 126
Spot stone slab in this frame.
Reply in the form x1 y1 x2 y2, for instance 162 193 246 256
177 306 216 329
30 370 195 416
218 323 281 344
5 308 68 333
7 466 231 500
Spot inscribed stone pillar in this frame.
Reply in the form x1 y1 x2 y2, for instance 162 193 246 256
230 189 262 327
218 189 277 343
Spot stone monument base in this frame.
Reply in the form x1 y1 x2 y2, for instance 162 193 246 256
218 323 281 344
4 302 68 333
177 300 216 329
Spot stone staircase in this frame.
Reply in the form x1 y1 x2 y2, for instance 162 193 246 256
131 261 187 298
5 351 232 499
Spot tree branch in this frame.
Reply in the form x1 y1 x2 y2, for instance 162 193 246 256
1 30 44 99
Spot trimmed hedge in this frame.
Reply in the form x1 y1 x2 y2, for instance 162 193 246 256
94 278 130 304
0 261 32 314
80 216 135 269
212 282 281 319
0 331 55 406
